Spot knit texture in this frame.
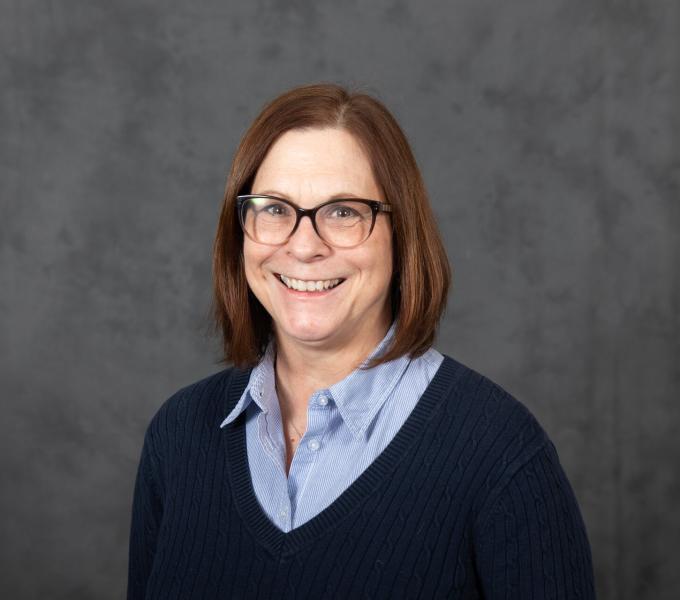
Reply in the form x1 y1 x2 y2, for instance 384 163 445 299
127 355 595 599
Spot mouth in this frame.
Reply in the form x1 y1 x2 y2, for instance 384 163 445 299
274 273 346 293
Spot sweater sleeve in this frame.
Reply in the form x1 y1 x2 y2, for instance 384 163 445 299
473 441 596 599
127 422 165 600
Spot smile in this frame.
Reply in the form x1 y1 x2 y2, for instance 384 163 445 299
276 273 345 292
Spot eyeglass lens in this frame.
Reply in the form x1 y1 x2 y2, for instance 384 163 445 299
241 196 375 247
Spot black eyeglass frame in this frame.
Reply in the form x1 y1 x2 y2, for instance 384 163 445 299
236 194 393 248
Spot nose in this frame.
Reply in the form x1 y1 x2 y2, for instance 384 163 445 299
285 214 331 260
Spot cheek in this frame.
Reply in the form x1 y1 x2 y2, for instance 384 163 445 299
243 242 269 280
242 248 270 301
350 243 393 299
242 246 256 284
367 228 394 283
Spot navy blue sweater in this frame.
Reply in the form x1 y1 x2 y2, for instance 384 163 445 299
127 355 595 599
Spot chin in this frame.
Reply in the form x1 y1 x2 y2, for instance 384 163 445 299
279 318 339 343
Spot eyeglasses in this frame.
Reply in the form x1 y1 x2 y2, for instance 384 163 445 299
236 194 392 248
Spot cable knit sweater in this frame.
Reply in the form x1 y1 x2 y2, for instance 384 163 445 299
127 355 595 599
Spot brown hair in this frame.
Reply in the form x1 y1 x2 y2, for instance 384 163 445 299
212 82 451 369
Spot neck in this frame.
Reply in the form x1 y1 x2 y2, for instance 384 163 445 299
273 316 392 415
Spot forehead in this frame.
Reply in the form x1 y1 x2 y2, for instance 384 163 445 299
252 127 382 201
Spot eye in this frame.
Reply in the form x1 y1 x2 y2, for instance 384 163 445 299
327 204 359 219
261 202 290 217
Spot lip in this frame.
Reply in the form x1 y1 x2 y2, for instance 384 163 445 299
273 272 346 297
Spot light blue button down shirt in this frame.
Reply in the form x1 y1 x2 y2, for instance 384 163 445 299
220 322 444 532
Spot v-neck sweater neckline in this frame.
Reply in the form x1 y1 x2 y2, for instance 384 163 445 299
224 354 464 557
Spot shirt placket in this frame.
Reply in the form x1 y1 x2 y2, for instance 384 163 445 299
286 390 333 529
253 387 292 531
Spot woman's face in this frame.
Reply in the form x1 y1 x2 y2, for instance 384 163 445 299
244 127 393 353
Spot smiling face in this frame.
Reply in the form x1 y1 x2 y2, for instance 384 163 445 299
243 127 393 355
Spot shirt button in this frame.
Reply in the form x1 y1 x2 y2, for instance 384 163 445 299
278 508 288 519
318 395 329 406
307 439 320 451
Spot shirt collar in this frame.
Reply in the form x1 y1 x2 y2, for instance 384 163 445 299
327 322 410 439
219 341 277 428
220 321 410 440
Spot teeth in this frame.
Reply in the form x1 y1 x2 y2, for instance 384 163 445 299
279 274 342 292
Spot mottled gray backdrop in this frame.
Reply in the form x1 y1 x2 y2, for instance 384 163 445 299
1 0 678 598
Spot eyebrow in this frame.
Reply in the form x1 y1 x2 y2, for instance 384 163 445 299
253 189 364 200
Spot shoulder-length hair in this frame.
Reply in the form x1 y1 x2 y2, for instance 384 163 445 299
212 82 451 370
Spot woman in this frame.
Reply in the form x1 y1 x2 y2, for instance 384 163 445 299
127 83 595 599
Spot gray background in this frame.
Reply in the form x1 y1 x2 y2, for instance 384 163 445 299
1 0 678 598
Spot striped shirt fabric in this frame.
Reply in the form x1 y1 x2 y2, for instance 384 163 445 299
220 321 444 532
